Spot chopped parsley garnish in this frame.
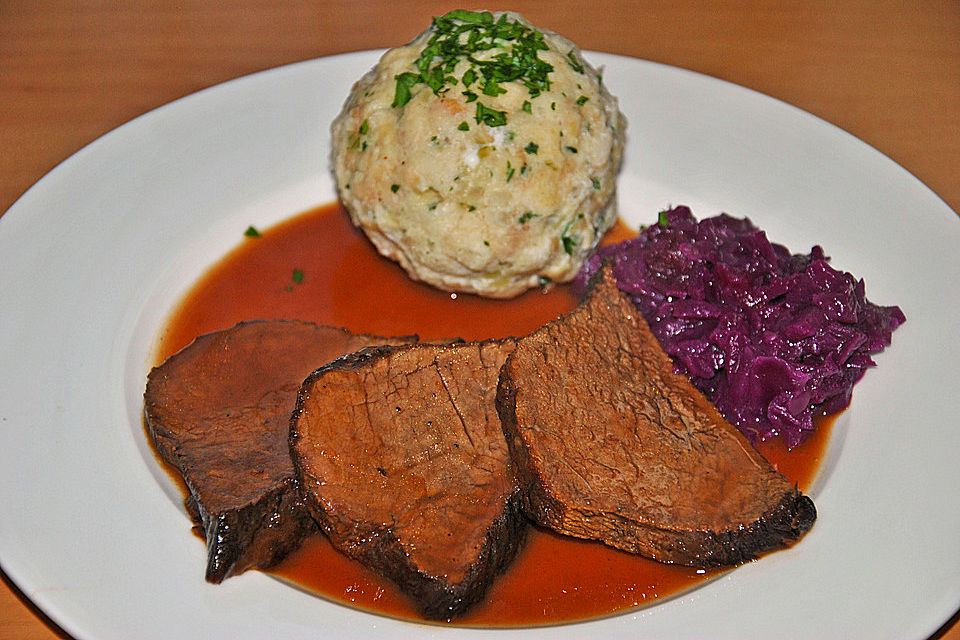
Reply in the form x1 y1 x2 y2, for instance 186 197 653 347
524 141 539 154
243 225 261 238
358 119 369 135
518 211 538 224
482 78 507 97
391 10 554 127
592 177 601 190
576 95 589 105
292 268 305 284
561 215 583 255
522 100 532 113
392 72 421 108
657 209 671 227
506 161 515 182
391 184 401 193
565 145 578 153
566 50 585 74
457 121 470 131
475 102 507 127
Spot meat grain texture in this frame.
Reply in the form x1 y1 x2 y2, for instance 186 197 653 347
144 320 413 582
497 269 816 566
331 10 626 297
290 339 524 620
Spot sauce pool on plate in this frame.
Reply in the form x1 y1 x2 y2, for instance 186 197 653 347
153 202 833 626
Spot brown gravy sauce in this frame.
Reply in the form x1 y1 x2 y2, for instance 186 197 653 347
153 202 834 627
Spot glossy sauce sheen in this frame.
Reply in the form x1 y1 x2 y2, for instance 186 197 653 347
155 203 833 626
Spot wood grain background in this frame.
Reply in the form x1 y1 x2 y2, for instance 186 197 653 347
1 2 958 638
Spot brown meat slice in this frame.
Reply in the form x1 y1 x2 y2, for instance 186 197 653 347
144 320 413 582
496 268 816 566
290 339 525 620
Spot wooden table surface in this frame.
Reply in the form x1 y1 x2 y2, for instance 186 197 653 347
1 2 957 638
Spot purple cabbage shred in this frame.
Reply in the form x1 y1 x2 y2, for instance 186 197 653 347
576 206 905 448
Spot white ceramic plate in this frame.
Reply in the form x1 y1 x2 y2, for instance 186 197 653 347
1 50 958 640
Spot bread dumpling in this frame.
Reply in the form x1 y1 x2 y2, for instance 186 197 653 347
331 10 626 298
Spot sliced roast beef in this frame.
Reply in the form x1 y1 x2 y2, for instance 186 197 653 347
144 320 413 582
497 268 816 566
290 339 525 620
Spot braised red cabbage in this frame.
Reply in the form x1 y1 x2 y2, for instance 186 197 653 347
576 206 905 447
